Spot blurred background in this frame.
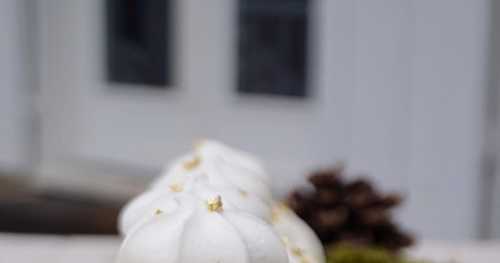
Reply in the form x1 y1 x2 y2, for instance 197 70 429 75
0 0 499 246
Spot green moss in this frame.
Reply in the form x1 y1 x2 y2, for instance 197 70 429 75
326 245 430 263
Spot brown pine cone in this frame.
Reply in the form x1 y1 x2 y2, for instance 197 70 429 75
358 206 390 226
309 171 343 189
286 165 414 252
311 207 349 230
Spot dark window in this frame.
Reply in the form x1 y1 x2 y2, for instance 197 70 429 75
106 0 171 87
238 0 309 97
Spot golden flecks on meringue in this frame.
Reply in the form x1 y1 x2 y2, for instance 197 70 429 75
291 247 304 257
291 247 310 263
154 209 163 215
193 139 206 151
183 155 201 170
207 196 224 213
239 189 248 198
169 183 184 192
281 236 291 246
271 203 290 223
282 236 311 263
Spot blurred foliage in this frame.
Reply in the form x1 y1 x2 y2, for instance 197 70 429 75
326 244 431 263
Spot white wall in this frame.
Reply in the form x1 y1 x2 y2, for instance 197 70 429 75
487 0 500 239
0 0 33 172
405 0 488 239
38 0 489 239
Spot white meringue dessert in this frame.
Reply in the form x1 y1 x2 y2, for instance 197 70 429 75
116 140 325 263
272 203 326 263
116 194 289 263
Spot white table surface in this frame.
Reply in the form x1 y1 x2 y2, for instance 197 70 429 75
0 233 499 263
0 234 120 263
408 240 500 262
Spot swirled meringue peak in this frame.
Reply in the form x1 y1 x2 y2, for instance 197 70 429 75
195 140 270 183
152 143 272 203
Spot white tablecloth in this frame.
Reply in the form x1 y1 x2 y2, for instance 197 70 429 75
0 234 119 263
408 240 500 262
0 233 499 263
